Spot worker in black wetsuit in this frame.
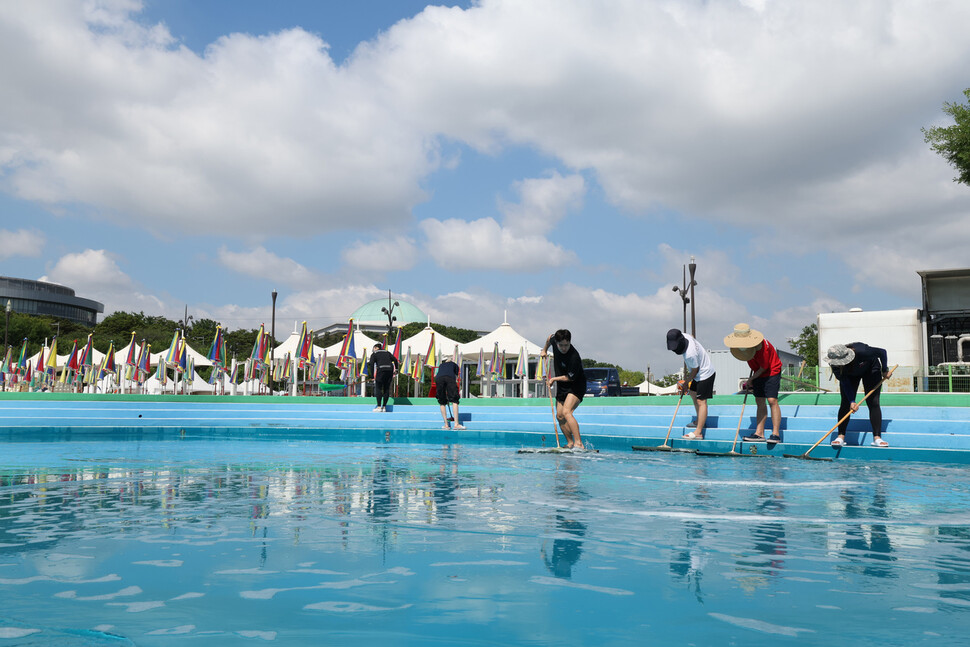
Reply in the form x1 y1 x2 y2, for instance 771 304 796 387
541 329 587 449
368 343 399 412
825 342 891 447
435 358 464 430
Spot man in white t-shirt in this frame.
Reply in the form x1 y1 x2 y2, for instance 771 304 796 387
666 329 716 439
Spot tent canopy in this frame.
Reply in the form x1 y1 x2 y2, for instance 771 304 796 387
459 320 542 360
399 326 461 362
322 326 380 362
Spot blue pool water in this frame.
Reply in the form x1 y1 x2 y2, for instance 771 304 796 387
1 437 970 646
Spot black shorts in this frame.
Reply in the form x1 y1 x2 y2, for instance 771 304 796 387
556 384 585 404
690 373 715 400
752 373 780 399
435 376 460 405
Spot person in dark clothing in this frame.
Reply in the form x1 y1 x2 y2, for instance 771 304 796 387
435 358 464 429
825 342 892 447
368 343 399 412
541 329 587 449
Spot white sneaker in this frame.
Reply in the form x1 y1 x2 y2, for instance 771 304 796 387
454 424 466 430
373 407 382 412
441 424 451 429
380 406 386 412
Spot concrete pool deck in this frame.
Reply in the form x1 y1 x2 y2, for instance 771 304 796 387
1 391 969 463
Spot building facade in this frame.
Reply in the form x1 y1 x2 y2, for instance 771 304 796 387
0 276 104 326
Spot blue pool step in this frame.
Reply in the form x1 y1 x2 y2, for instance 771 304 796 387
1 395 969 462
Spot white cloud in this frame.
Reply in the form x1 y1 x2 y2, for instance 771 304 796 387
0 3 432 236
42 248 132 292
499 173 585 237
5 0 970 350
342 236 419 272
40 248 165 315
3 0 970 271
0 228 45 260
362 0 970 269
421 171 584 271
421 217 576 271
217 246 321 289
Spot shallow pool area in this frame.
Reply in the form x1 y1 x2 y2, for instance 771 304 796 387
2 436 970 645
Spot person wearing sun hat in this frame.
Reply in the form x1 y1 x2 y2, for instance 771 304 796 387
825 342 891 447
724 323 783 443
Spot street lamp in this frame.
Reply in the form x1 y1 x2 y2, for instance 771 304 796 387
270 290 278 386
3 300 9 393
4 299 10 351
181 304 194 331
672 266 691 334
688 256 697 338
380 290 400 342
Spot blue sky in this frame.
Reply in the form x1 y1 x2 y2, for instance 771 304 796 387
2 0 970 377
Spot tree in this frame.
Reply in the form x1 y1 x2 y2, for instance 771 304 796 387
788 323 819 367
923 88 970 186
225 328 261 360
619 370 644 385
95 311 179 354
189 318 220 353
656 372 683 387
397 322 480 344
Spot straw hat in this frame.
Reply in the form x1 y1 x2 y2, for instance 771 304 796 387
825 344 855 366
730 346 758 361
723 323 764 349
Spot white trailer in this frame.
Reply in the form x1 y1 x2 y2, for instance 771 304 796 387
817 308 923 393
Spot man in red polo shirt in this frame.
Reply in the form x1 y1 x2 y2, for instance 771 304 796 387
724 323 783 443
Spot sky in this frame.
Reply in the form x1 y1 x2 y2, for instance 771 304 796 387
2 0 970 378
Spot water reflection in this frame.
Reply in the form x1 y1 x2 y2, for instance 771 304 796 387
668 463 717 600
0 452 499 563
430 445 460 520
669 521 705 602
838 486 896 579
751 491 787 572
934 526 970 608
2 444 970 643
542 459 587 579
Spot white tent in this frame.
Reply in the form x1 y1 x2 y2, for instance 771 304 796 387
150 341 213 368
322 326 380 362
400 326 461 364
142 370 214 395
56 343 105 368
182 370 215 394
26 347 50 369
274 327 327 362
459 318 542 359
637 380 680 395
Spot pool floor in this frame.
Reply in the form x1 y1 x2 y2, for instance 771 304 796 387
1 436 969 645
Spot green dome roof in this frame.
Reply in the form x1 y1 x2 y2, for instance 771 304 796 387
350 298 427 326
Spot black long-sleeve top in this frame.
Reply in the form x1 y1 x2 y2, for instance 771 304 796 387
831 342 888 380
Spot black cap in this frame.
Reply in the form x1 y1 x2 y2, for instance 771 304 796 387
666 329 685 351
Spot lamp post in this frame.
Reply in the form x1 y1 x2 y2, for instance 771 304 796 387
688 256 697 338
4 299 10 351
672 266 691 334
3 300 10 391
672 262 697 379
380 290 399 343
270 290 278 392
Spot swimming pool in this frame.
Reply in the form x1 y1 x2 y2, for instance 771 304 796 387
1 436 969 645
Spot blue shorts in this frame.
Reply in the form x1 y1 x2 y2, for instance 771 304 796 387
752 374 781 399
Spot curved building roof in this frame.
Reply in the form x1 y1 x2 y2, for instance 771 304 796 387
350 298 427 327
0 275 104 326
